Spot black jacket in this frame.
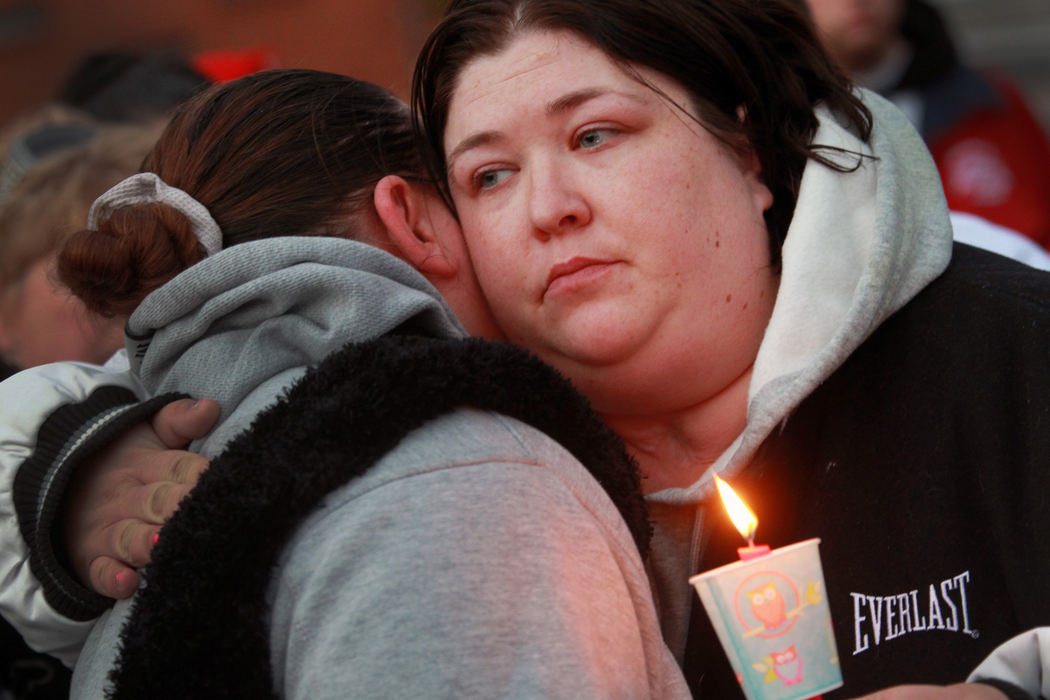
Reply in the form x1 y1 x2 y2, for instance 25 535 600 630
686 244 1050 698
106 336 650 699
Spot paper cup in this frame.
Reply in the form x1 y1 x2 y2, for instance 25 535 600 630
689 538 842 700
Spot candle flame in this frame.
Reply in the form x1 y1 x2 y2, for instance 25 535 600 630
714 474 758 543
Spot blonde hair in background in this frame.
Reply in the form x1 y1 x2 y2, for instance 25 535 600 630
0 103 97 210
0 120 163 289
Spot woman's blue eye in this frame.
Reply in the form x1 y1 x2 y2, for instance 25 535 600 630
478 169 512 190
577 129 610 149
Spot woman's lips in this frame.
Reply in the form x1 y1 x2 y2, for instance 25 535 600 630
545 257 616 298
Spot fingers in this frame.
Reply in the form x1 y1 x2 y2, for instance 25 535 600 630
162 450 210 488
60 399 216 598
76 476 191 597
112 518 160 569
151 398 221 448
76 516 160 597
88 557 141 599
101 444 209 494
143 479 196 522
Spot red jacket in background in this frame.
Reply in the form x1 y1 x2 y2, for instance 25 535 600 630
926 73 1050 250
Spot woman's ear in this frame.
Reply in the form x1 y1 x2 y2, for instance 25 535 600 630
732 106 772 213
373 175 457 278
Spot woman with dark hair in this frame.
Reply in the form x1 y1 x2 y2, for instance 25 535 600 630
409 0 1050 697
6 0 1050 697
0 68 687 698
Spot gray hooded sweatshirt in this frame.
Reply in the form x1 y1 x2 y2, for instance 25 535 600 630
66 238 689 698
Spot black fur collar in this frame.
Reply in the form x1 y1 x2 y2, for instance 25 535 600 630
108 335 648 699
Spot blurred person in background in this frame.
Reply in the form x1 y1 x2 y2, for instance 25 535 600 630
56 51 210 123
0 47 272 371
0 122 162 370
0 49 211 700
802 0 1050 250
0 105 97 215
0 51 209 209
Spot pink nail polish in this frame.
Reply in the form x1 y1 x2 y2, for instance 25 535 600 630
152 532 160 546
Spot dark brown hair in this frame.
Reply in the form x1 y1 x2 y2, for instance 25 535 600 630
58 69 423 317
413 0 872 265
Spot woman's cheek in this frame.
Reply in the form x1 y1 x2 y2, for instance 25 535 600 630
462 210 509 264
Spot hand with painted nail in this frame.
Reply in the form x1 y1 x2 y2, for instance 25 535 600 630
61 397 220 598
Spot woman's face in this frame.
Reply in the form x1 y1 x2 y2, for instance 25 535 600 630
444 30 779 415
805 0 906 73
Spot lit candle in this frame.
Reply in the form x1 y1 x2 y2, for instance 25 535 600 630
714 475 771 561
689 475 842 700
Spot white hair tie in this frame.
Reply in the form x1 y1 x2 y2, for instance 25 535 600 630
88 172 223 257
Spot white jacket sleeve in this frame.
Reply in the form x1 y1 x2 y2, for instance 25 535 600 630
0 360 178 668
968 628 1050 699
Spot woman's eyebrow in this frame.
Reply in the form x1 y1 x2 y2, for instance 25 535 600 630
447 88 649 171
447 131 502 173
547 88 606 115
546 87 646 116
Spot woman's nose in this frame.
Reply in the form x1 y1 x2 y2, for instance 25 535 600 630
527 162 591 240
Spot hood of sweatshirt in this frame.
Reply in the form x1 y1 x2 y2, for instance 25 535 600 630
124 236 467 450
642 89 954 660
648 89 953 509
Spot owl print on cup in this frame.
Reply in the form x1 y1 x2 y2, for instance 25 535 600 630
733 571 827 689
748 581 788 630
